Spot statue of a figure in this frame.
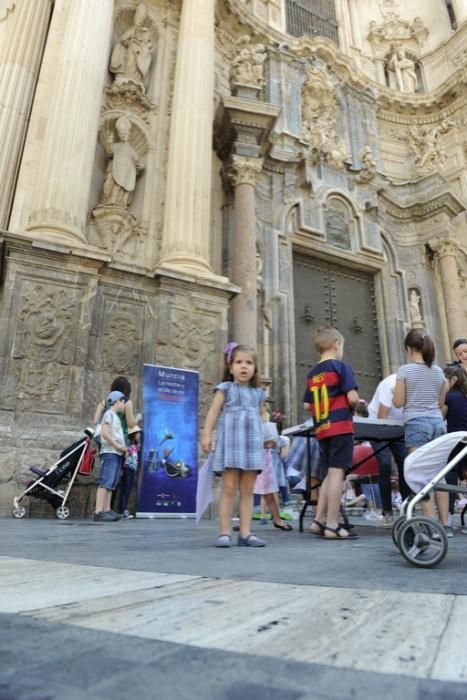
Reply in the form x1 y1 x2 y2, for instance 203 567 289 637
357 146 377 182
110 3 153 93
409 289 423 326
388 47 418 93
409 119 455 175
100 117 143 208
230 35 266 87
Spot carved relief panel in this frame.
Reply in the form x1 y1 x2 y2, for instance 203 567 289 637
155 294 223 418
1 279 83 413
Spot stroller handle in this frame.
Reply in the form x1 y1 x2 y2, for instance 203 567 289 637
84 427 95 438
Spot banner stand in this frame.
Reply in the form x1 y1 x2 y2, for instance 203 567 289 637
136 364 199 518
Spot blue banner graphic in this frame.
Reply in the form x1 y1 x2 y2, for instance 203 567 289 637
137 364 199 517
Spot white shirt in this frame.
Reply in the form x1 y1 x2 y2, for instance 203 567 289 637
368 374 403 422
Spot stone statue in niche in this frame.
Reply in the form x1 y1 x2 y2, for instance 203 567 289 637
110 2 153 94
387 46 418 93
356 146 377 183
409 119 456 177
230 35 266 87
100 117 143 209
408 288 424 328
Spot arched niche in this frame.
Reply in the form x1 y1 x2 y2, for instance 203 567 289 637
323 194 358 251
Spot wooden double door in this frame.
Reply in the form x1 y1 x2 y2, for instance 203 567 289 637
293 255 381 417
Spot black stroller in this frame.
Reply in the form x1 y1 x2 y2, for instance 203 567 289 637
13 428 95 520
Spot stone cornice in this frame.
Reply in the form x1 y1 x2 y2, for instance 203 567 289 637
378 174 466 222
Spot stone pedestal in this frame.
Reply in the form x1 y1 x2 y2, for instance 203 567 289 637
0 0 52 230
19 0 114 245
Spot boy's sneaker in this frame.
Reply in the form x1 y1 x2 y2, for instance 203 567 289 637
123 510 134 519
93 511 120 522
363 511 384 523
108 510 122 520
444 525 454 538
383 515 393 529
279 508 296 521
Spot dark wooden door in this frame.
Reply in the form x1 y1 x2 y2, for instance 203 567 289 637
293 255 381 418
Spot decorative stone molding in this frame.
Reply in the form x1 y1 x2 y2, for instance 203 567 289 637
228 154 263 187
301 63 350 169
368 14 428 47
0 0 15 21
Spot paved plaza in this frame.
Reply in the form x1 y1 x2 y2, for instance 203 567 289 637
1 516 467 700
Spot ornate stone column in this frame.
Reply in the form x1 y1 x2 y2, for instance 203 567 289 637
0 0 52 230
430 235 465 342
159 0 216 275
228 156 263 347
24 0 114 245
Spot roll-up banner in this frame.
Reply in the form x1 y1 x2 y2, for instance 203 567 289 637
137 364 199 517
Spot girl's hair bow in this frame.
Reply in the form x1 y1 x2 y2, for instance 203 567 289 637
223 342 239 364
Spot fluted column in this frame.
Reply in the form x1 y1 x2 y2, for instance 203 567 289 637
451 0 467 25
347 0 362 48
160 0 215 274
0 0 52 230
24 0 114 245
430 235 465 342
335 0 352 54
229 155 263 348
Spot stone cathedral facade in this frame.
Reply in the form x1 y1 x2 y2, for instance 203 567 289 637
1 0 467 515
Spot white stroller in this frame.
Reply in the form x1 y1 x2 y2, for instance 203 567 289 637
392 431 467 567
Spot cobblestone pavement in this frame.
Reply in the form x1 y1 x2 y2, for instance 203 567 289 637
1 516 467 700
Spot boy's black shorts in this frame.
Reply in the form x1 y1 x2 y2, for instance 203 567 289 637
318 434 354 475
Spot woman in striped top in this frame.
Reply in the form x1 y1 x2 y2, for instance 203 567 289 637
393 330 449 525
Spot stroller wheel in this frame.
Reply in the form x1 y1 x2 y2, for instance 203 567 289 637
391 515 407 548
12 505 26 519
55 505 71 520
398 516 448 568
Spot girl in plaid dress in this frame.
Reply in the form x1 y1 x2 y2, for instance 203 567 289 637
202 343 266 548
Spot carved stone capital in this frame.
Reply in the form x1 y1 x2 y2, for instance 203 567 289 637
429 235 459 259
228 155 263 187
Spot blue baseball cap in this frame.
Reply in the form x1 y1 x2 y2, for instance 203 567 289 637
107 390 126 404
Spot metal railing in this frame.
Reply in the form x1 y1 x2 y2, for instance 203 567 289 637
285 0 339 44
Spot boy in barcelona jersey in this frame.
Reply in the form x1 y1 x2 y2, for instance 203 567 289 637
304 325 360 540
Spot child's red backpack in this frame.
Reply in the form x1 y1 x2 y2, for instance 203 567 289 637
79 438 96 475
